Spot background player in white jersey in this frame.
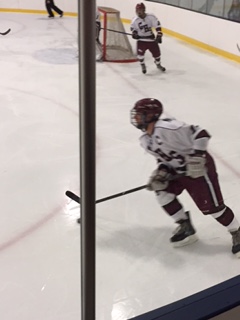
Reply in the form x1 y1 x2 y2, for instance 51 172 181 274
96 8 101 44
96 8 103 61
131 98 240 258
77 9 102 60
130 3 165 74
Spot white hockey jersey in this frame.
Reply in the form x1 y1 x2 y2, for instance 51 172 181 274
96 8 100 22
140 118 211 173
130 14 161 42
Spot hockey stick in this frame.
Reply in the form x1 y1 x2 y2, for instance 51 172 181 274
101 27 132 36
67 185 146 224
66 173 185 223
237 44 240 52
66 184 146 205
101 27 154 39
0 28 11 36
66 173 186 204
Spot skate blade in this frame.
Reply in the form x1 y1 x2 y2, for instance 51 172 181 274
172 234 198 248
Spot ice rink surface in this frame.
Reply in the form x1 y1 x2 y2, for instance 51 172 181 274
0 12 240 320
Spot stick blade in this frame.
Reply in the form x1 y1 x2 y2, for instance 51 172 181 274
0 28 11 36
65 190 80 204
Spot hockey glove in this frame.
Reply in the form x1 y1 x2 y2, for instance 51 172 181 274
186 154 206 178
132 31 140 40
147 163 172 191
156 32 163 43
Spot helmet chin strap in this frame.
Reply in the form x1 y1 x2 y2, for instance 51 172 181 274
137 124 147 131
138 114 148 131
137 115 156 132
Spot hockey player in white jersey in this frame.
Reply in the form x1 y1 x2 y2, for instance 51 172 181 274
76 8 102 59
96 8 103 61
131 98 240 258
130 3 165 74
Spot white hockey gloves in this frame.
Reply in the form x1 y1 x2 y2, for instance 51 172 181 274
186 154 206 178
147 154 206 192
132 30 140 40
147 164 172 191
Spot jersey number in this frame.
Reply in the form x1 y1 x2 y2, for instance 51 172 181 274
138 22 151 33
150 148 185 166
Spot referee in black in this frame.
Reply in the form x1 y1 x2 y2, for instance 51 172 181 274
45 0 64 18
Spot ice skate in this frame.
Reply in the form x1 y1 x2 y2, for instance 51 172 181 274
96 40 103 62
141 63 146 74
96 54 103 62
230 228 240 258
155 62 166 72
170 212 198 247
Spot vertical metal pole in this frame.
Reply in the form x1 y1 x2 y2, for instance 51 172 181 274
222 0 226 18
78 0 96 319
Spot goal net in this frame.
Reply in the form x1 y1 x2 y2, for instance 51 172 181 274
98 7 137 63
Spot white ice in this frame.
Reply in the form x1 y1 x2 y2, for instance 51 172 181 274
0 12 240 320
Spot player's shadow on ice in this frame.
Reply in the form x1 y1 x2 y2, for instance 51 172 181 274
37 17 53 20
97 224 230 267
144 69 186 77
129 68 186 81
33 48 77 64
